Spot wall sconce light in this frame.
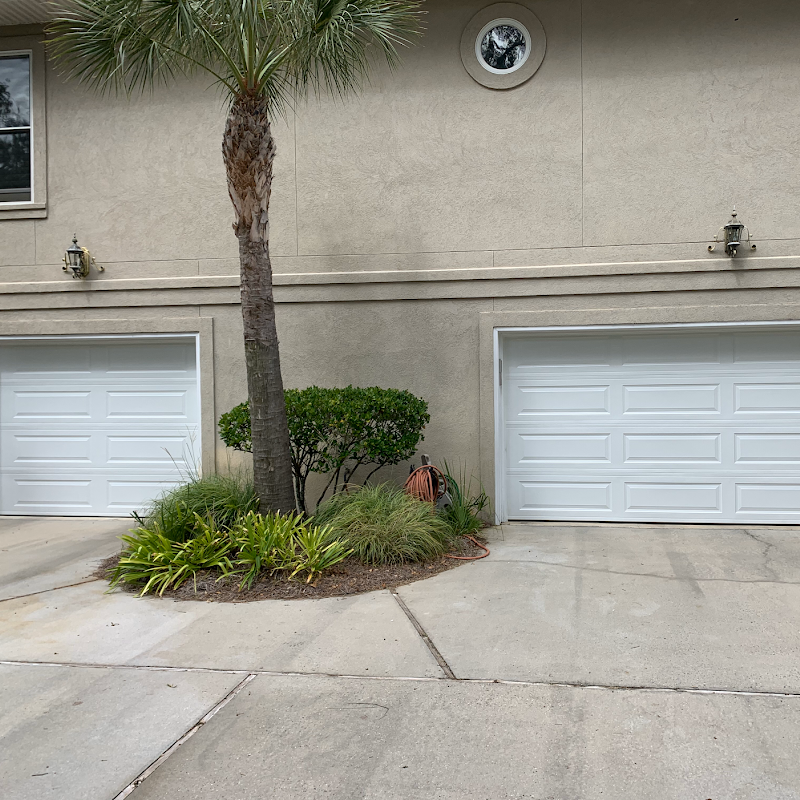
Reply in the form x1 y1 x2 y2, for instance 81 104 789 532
62 234 104 279
708 208 755 258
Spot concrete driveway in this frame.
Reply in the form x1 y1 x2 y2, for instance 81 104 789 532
1 517 799 799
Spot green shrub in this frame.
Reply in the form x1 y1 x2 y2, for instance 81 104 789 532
109 514 236 596
439 461 491 537
135 473 258 542
313 483 455 566
219 386 430 513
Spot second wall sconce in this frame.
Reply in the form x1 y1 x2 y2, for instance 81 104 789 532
708 208 755 258
63 234 104 279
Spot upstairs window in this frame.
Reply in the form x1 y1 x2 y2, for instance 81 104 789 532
0 53 32 203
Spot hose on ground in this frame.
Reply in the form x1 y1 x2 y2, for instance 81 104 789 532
444 535 490 561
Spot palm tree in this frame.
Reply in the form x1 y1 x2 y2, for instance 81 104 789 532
48 0 423 514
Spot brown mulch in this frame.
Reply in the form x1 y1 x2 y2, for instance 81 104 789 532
94 535 486 603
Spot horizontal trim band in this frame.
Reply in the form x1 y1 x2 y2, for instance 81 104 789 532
2 254 800 296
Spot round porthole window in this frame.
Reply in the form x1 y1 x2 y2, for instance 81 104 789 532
476 19 531 74
461 4 546 89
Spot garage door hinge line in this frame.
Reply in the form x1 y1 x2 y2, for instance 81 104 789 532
111 673 257 800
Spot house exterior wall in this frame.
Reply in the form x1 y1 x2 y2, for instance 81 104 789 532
2 0 800 506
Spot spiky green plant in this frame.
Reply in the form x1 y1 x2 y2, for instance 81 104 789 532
439 460 490 537
231 510 307 589
314 483 455 565
110 513 236 596
48 0 423 515
293 525 352 583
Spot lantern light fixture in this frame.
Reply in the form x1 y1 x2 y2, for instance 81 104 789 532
708 207 755 258
62 234 103 279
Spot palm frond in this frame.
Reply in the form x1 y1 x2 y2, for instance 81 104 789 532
48 0 424 112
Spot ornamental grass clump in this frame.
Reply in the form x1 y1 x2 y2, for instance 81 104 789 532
314 483 456 566
135 473 258 543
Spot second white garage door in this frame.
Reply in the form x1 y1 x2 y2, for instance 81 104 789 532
0 336 200 516
502 326 800 524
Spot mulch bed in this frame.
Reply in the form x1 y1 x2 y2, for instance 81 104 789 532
94 535 486 603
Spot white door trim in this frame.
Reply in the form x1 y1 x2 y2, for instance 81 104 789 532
493 320 800 524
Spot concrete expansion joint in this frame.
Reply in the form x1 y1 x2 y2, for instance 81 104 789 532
3 660 800 699
389 588 457 680
0 577 101 603
111 672 257 800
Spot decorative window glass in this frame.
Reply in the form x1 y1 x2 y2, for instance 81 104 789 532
476 20 531 75
0 53 32 203
460 4 546 90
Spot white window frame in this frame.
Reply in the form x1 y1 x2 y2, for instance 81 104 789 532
0 33 46 219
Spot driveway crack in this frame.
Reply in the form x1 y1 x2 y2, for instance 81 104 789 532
741 529 780 582
390 589 457 680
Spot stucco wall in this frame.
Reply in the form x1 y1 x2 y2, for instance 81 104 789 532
4 0 800 277
2 0 800 504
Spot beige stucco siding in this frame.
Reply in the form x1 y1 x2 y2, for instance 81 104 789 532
4 0 800 277
2 0 800 508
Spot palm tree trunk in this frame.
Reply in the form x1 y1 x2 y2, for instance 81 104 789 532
223 95 295 514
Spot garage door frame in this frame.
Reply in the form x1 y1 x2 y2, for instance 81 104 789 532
0 327 213 516
493 320 800 524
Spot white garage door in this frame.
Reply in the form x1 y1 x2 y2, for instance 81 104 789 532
0 337 199 516
502 327 800 524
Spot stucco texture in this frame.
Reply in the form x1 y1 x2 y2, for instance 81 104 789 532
2 0 800 506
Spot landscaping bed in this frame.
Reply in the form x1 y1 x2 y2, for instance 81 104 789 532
96 534 485 602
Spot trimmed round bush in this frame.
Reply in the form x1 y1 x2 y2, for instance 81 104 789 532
313 483 456 566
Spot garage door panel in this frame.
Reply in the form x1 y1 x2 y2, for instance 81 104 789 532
622 433 721 464
736 484 800 515
9 390 92 420
622 384 720 415
624 482 722 513
106 389 192 420
734 434 800 464
510 385 611 416
621 333 721 365
509 433 611 465
734 384 800 414
8 346 92 375
104 342 194 374
505 335 612 368
106 480 182 512
7 433 93 465
503 328 800 523
5 477 93 511
733 331 800 363
106 434 191 467
515 481 613 513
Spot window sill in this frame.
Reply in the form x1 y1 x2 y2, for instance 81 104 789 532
0 203 48 220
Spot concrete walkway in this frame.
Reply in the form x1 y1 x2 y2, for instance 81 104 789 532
1 517 799 799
